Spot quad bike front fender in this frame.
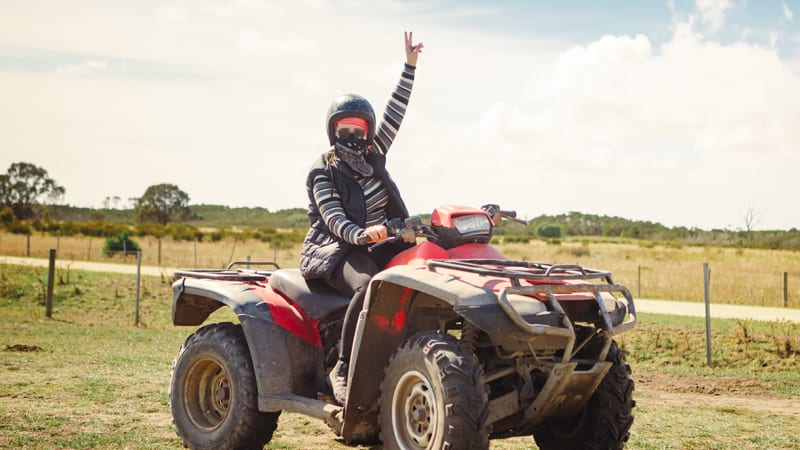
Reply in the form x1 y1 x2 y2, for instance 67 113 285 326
342 265 556 439
172 278 326 405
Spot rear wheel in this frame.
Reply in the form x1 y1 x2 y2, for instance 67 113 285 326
533 341 635 450
170 322 279 450
379 331 489 450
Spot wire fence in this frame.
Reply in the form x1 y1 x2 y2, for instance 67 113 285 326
2 232 798 308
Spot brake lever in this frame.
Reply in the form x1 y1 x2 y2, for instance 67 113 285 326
368 236 401 253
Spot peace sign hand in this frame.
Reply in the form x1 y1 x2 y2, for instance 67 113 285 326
404 31 424 67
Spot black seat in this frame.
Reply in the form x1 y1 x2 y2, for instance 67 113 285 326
269 269 351 320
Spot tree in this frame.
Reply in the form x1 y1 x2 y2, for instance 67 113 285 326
134 183 191 225
743 206 760 233
0 162 65 220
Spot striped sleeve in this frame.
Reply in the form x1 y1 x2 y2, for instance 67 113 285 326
372 63 416 156
311 172 365 245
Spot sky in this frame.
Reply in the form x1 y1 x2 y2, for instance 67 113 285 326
1 0 799 231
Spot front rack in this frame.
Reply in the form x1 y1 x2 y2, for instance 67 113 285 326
427 259 614 286
427 258 637 362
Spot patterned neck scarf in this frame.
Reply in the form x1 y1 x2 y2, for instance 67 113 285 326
334 136 373 177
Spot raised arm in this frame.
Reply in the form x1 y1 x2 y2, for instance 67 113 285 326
372 32 424 156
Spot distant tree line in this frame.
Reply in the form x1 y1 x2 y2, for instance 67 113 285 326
493 211 800 250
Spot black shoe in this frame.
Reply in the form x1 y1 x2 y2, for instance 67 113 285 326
329 359 348 405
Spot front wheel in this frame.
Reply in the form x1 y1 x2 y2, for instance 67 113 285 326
533 341 635 450
169 322 280 450
379 331 490 450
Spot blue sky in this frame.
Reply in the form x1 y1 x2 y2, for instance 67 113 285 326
1 1 798 230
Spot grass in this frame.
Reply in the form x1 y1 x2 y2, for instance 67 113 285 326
3 232 799 308
0 261 799 449
502 238 800 307
627 403 800 449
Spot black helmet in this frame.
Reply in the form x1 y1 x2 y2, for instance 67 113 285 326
326 94 376 145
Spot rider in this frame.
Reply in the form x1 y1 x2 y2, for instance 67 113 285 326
300 32 423 404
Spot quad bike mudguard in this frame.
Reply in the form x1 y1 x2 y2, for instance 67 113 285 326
342 263 636 438
172 276 328 404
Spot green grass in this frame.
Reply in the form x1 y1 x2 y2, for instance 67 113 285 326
627 403 800 449
1 263 798 449
620 313 800 396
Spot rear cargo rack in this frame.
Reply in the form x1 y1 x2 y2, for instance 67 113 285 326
173 261 280 282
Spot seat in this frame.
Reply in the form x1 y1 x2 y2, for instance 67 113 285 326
269 269 351 320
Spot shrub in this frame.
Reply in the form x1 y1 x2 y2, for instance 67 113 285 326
537 224 562 238
0 206 15 224
7 222 31 235
102 231 141 257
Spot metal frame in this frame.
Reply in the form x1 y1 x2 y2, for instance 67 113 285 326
426 258 637 362
173 261 281 282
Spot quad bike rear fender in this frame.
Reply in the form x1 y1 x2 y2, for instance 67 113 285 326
172 277 327 408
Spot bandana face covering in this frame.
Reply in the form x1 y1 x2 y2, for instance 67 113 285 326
334 135 373 177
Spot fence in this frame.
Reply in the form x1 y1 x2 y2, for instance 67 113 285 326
3 233 799 309
0 233 300 270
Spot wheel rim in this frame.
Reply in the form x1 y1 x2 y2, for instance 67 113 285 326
392 370 437 449
183 356 231 431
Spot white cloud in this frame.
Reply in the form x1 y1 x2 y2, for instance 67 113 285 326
55 60 109 76
695 0 734 33
2 1 799 229
156 4 188 21
413 20 800 228
783 2 794 21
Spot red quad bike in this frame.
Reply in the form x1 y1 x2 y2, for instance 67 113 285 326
169 204 637 450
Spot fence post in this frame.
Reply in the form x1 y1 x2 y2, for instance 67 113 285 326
45 249 56 318
784 272 788 307
135 251 142 326
704 263 712 366
158 238 162 266
26 234 30 257
638 265 641 298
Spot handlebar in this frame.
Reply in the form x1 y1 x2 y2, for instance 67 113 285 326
357 204 527 251
482 204 528 225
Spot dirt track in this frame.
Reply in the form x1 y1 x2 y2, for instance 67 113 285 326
635 370 800 418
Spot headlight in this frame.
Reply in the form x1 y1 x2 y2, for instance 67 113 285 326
452 214 491 236
507 294 548 315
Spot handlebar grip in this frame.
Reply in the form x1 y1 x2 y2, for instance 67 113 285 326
500 210 517 218
356 235 372 245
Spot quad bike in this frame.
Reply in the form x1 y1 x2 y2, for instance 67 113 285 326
169 204 637 450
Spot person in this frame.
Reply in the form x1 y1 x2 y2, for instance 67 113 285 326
300 31 423 404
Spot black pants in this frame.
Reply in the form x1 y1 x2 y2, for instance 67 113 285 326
323 245 399 363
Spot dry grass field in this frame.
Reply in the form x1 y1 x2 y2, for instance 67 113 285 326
1 264 798 449
2 232 798 307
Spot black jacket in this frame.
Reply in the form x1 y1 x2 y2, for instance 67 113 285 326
300 151 409 280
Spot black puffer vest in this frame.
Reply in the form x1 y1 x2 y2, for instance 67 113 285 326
300 150 409 280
